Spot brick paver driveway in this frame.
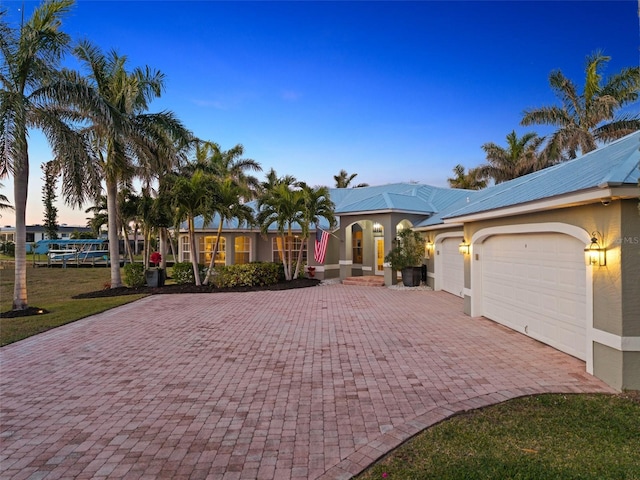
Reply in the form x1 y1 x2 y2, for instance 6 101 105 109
1 285 613 479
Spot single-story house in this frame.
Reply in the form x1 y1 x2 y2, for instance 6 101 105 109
178 130 640 390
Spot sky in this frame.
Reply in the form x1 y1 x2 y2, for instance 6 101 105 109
1 0 638 227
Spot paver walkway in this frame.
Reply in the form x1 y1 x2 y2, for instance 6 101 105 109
1 285 614 479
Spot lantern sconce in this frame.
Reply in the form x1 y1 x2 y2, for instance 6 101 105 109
459 240 470 255
584 231 606 266
426 239 434 259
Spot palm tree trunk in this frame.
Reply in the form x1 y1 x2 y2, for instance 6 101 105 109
106 180 123 288
122 224 134 264
292 236 306 280
203 223 224 285
12 147 29 310
158 227 168 269
188 216 201 286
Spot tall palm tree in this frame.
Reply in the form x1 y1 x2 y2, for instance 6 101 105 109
293 183 336 279
0 0 97 310
476 131 546 184
522 51 640 160
202 179 255 285
447 164 487 190
257 171 305 281
334 169 368 188
170 170 215 286
58 40 191 288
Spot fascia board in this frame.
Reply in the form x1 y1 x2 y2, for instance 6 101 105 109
443 187 639 223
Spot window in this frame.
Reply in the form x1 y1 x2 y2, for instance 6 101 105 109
199 236 226 266
181 236 190 261
353 230 363 264
272 237 307 263
26 232 35 243
235 236 251 264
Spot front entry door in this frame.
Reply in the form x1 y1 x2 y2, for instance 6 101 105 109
375 238 384 275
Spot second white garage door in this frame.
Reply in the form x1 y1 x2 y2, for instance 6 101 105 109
481 233 587 360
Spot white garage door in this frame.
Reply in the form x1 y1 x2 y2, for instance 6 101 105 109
440 237 464 297
482 233 587 360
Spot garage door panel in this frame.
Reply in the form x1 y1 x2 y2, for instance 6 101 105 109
440 238 464 297
482 233 586 360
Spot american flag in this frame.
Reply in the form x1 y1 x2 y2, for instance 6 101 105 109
314 228 330 264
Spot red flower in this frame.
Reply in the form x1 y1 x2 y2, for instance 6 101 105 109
150 252 162 266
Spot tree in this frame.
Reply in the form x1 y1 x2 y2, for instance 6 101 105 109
334 169 368 188
0 0 95 310
202 179 255 285
0 182 13 213
293 183 336 279
522 51 640 160
41 161 59 239
477 131 546 184
59 40 190 288
85 195 108 238
257 170 305 281
447 164 487 190
170 170 215 286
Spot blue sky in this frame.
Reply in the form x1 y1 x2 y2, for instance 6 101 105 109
2 0 638 226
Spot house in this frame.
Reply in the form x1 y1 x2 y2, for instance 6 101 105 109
179 131 640 390
0 224 95 251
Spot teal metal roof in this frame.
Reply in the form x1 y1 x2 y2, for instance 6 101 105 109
443 131 640 221
331 183 470 215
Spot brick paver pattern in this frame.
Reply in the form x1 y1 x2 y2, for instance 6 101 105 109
0 285 614 479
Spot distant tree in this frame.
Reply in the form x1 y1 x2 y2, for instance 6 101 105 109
334 169 368 188
41 161 59 239
85 196 108 238
447 164 487 190
522 51 640 160
70 230 94 239
477 131 546 184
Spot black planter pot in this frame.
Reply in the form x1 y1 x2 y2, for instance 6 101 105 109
146 268 165 287
401 266 422 287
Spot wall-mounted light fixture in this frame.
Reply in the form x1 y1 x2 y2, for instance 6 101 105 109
425 239 434 259
459 240 470 255
584 231 606 266
372 222 383 234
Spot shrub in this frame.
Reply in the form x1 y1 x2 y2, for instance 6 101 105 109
123 262 146 288
213 262 281 288
1 241 15 256
172 261 206 285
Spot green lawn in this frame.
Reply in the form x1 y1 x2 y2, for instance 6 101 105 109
0 263 145 345
356 393 640 480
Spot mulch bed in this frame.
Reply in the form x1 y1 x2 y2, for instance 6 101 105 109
1 278 320 318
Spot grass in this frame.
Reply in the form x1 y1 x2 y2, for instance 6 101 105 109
0 264 145 346
356 393 640 480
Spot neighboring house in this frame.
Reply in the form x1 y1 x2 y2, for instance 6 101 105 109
0 225 95 251
180 131 640 391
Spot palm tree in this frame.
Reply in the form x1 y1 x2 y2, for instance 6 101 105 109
293 183 336 279
0 182 13 212
476 131 546 184
522 51 640 160
58 40 191 288
85 195 108 237
447 164 487 190
202 179 255 285
257 171 305 281
170 170 215 286
0 0 97 310
334 169 369 188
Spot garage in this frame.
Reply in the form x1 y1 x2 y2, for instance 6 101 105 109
481 233 587 360
439 237 464 297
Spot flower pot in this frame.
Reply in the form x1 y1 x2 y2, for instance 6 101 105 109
401 266 422 287
146 268 165 288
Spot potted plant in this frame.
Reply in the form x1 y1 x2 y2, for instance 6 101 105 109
384 229 425 286
146 251 165 287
